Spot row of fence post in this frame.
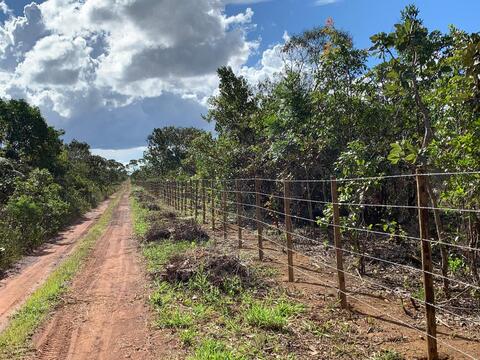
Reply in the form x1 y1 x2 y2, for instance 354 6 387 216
143 171 437 360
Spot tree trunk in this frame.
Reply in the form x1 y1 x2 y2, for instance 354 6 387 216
426 181 450 299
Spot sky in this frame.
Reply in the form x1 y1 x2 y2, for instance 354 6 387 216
0 0 479 164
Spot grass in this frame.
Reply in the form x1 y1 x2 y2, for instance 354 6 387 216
369 350 404 360
243 299 304 331
0 186 125 359
130 195 307 359
187 339 242 360
131 187 378 359
130 191 150 238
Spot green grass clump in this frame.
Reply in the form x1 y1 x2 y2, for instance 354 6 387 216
130 192 150 238
158 308 194 329
0 187 124 359
369 350 404 360
180 328 198 347
244 299 304 331
188 339 242 360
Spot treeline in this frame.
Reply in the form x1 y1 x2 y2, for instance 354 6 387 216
0 99 127 272
132 6 480 288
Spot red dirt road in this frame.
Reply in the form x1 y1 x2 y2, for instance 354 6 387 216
30 190 175 360
0 198 110 333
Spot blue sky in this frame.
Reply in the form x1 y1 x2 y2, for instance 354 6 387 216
226 0 480 64
0 0 479 163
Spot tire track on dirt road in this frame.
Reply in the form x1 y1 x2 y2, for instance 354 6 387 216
31 189 177 360
0 199 111 333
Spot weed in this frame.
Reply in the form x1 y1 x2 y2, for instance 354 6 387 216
303 319 334 338
188 339 241 360
222 275 243 297
192 303 213 321
130 194 150 238
158 308 193 329
244 302 287 331
149 282 176 308
180 328 198 347
369 350 404 360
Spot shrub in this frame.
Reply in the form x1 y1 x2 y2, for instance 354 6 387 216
5 169 69 249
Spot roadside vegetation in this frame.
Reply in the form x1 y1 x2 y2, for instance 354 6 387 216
131 187 404 359
0 186 125 359
0 99 127 273
131 5 480 302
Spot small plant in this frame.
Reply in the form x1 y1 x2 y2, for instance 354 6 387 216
245 302 287 330
188 339 240 360
448 256 465 275
412 287 425 302
192 303 213 320
180 328 198 347
369 349 404 360
158 308 193 329
303 319 334 338
222 275 243 296
244 299 302 331
149 282 175 308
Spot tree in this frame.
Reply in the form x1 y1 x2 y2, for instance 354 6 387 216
144 126 206 177
204 66 258 146
0 99 63 173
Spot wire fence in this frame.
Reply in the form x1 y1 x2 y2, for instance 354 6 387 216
136 171 480 360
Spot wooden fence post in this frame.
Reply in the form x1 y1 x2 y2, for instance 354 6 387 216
222 185 227 240
283 180 294 282
161 181 165 203
179 182 183 213
236 179 242 248
416 170 438 360
174 180 178 211
166 181 169 206
183 182 187 214
255 178 264 261
202 180 207 224
194 180 199 221
190 179 194 216
331 177 348 309
211 179 215 231
182 182 185 214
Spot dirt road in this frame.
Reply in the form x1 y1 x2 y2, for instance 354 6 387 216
31 190 174 360
0 199 110 333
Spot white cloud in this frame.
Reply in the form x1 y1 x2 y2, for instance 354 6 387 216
0 0 286 158
0 1 11 15
0 0 257 116
314 0 340 6
240 43 284 84
91 146 147 165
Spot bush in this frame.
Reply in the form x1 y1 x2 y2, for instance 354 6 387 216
5 169 69 250
0 218 21 273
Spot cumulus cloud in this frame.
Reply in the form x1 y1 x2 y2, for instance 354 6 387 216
91 146 147 165
0 0 283 157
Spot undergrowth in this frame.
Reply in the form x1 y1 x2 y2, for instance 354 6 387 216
131 187 306 359
131 186 404 359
